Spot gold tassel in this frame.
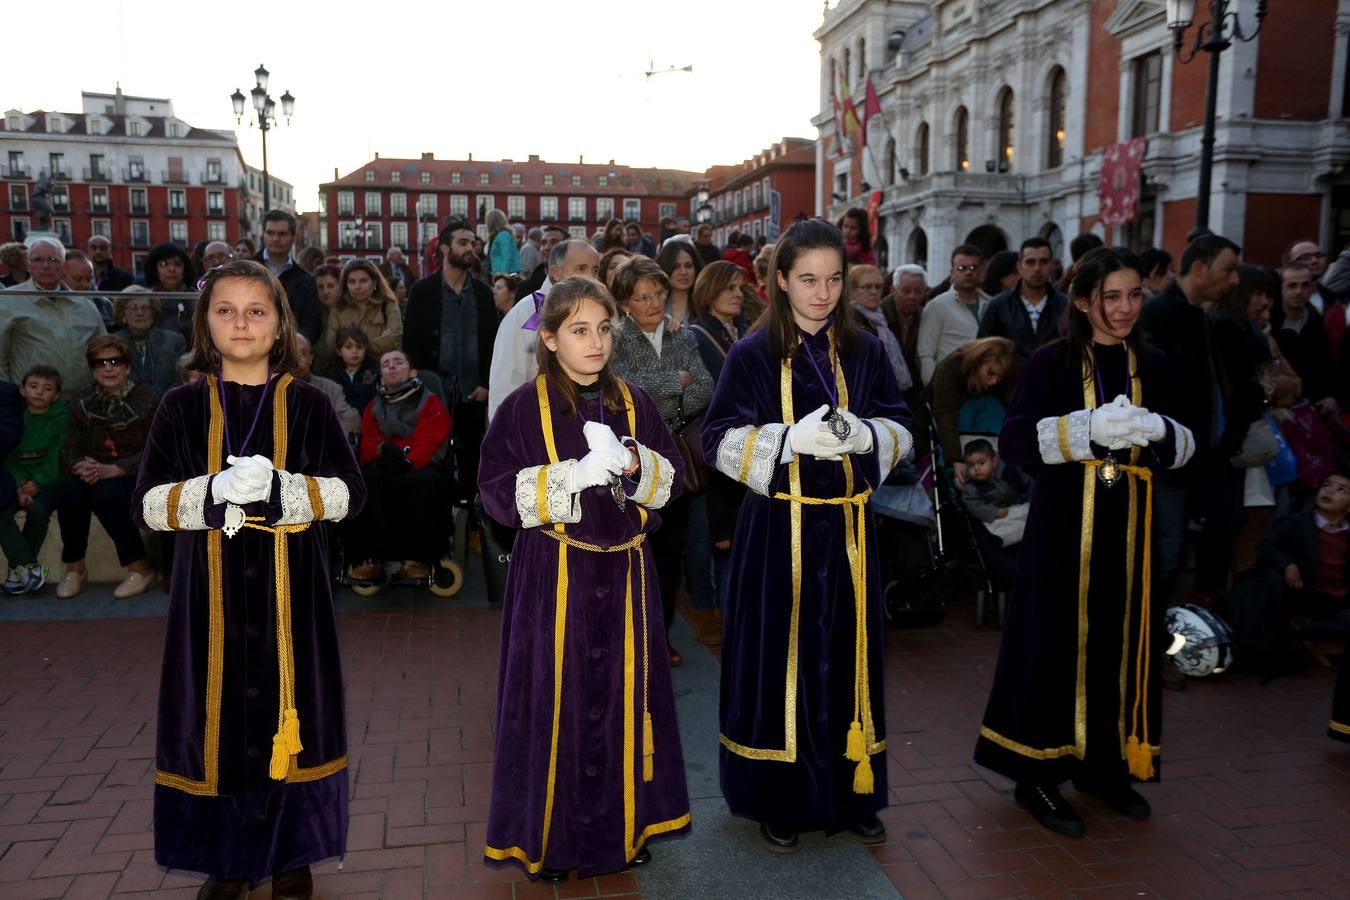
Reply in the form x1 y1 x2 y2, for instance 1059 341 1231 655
642 712 655 783
1125 736 1155 781
283 708 303 755
269 733 291 780
852 754 875 794
845 720 865 762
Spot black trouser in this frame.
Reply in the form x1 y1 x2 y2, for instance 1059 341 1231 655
56 475 146 566
345 465 450 564
452 400 487 506
650 493 691 636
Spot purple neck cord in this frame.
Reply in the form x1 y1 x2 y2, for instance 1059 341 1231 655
217 372 274 458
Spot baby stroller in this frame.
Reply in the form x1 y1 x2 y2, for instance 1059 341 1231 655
872 458 961 627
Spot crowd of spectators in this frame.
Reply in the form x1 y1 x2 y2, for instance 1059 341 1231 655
4 206 1349 679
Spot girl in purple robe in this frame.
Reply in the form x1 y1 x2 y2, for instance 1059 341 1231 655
132 260 366 900
973 247 1195 837
700 219 912 852
480 276 691 883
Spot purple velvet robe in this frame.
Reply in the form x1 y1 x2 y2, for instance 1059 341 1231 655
973 340 1191 786
700 326 911 832
480 376 691 878
132 375 366 885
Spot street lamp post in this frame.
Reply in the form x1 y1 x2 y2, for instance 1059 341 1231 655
230 64 295 219
695 183 712 225
1166 0 1267 231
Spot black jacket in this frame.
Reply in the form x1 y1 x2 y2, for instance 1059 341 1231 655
253 253 322 343
1270 303 1338 404
1260 502 1350 588
0 379 22 508
1209 314 1271 458
402 272 499 396
1141 279 1214 459
93 265 134 292
977 282 1067 364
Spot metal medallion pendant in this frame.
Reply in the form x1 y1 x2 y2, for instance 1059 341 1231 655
827 408 852 440
223 503 245 538
1097 457 1122 488
610 475 627 512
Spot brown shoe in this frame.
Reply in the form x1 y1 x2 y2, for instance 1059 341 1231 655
349 560 382 583
196 878 246 900
397 560 430 580
690 609 722 647
271 865 313 900
55 569 86 599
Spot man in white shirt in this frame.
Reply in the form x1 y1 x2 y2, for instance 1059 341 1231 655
916 244 990 382
486 239 601 420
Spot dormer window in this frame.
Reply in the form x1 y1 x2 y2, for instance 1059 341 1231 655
128 119 144 136
47 115 63 133
5 115 21 131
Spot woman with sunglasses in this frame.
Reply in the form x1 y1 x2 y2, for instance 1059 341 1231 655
52 335 159 599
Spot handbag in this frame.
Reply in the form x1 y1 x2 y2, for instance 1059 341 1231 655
1264 415 1297 487
1229 416 1280 468
671 397 711 496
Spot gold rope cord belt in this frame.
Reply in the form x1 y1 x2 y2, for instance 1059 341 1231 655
540 530 656 782
771 488 877 793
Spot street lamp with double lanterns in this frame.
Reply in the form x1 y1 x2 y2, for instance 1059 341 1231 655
231 64 294 221
1166 0 1268 231
695 182 712 225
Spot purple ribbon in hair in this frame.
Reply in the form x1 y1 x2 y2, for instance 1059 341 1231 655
521 291 545 331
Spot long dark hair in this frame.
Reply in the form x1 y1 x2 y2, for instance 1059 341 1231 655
751 217 863 359
186 260 299 374
144 242 197 290
1065 245 1144 373
534 276 626 417
836 207 872 252
655 240 703 297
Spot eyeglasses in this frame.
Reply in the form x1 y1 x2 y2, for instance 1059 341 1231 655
630 291 668 304
953 264 980 273
30 256 63 266
91 357 128 369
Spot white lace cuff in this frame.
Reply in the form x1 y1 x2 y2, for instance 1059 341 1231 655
868 418 913 480
273 470 351 525
627 442 674 509
1036 410 1092 464
515 462 581 528
143 475 213 531
715 423 789 497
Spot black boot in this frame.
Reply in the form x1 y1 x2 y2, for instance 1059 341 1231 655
630 846 652 867
1015 782 1086 837
759 821 799 853
196 879 247 900
1073 776 1152 820
271 865 313 900
849 814 887 844
538 867 569 883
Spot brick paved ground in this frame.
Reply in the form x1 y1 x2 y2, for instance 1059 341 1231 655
1 589 1347 899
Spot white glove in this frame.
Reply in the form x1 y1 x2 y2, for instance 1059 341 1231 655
211 454 274 504
566 447 627 494
583 421 627 458
1090 397 1142 450
1129 409 1167 443
835 409 873 454
787 404 849 460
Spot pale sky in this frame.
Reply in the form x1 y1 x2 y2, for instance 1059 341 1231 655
11 0 827 211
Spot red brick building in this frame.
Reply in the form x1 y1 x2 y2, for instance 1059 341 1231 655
816 0 1350 270
693 138 816 247
318 153 701 265
2 89 252 276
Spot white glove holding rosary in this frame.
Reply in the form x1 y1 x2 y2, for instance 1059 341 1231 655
1090 396 1142 450
833 409 873 454
785 404 849 460
583 421 628 458
567 447 627 494
211 454 274 505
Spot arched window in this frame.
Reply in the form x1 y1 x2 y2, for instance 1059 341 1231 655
954 108 969 172
885 136 897 184
997 87 1015 171
916 122 930 176
1047 67 1066 169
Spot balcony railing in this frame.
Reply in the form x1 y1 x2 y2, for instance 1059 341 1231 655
207 205 226 217
4 166 27 179
130 204 149 215
50 167 71 181
87 204 110 215
8 197 28 212
83 167 111 182
124 168 149 182
130 233 150 248
161 170 190 184
202 170 224 185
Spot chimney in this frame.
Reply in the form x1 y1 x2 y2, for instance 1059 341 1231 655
528 154 539 163
333 167 338 179
467 152 473 161
113 83 126 117
579 154 584 164
421 152 434 161
608 159 615 166
374 151 379 159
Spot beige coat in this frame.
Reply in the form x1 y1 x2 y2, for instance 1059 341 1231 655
317 297 402 372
